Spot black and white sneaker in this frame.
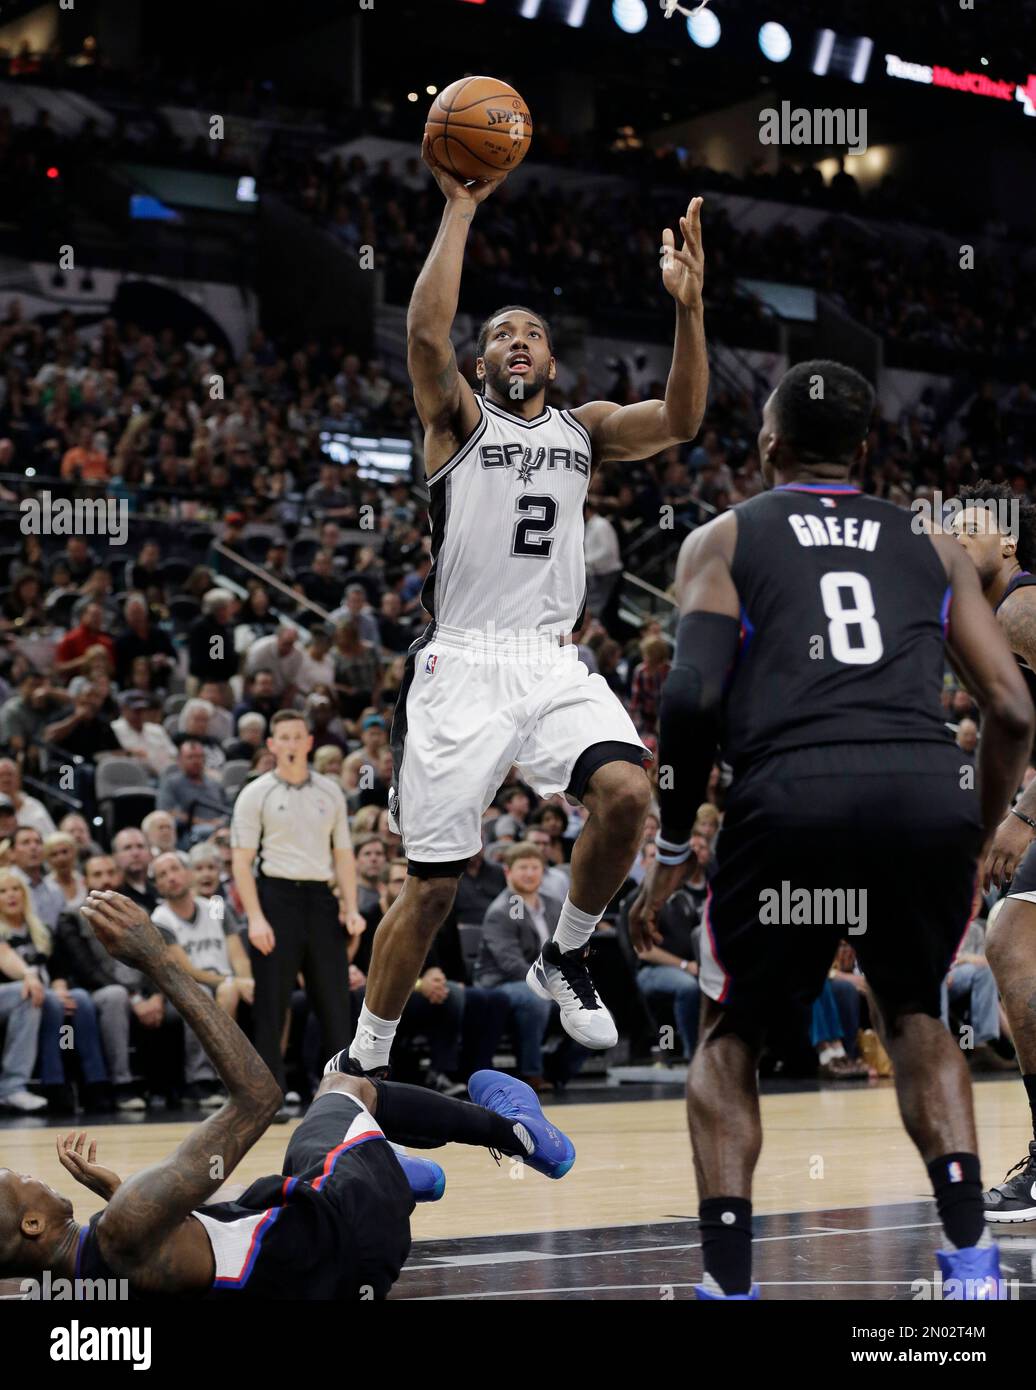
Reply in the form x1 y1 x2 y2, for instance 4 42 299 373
323 1049 390 1081
526 941 618 1049
984 1141 1036 1223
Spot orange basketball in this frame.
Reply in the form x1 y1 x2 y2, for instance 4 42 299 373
426 76 532 182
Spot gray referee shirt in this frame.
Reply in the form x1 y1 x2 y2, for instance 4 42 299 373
230 770 352 882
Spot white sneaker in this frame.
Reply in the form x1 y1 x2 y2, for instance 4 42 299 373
0 1089 47 1113
526 942 618 1049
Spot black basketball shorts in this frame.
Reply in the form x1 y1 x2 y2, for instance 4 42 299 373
280 1091 415 1298
699 742 984 1029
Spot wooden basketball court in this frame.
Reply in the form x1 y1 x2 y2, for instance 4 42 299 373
4 1075 1034 1299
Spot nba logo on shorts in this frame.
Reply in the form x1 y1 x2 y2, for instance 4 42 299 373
947 1161 963 1183
425 653 438 675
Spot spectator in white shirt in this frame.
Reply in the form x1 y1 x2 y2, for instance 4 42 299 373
195 682 235 743
583 497 623 619
244 622 304 699
112 690 178 777
0 758 57 839
296 624 336 695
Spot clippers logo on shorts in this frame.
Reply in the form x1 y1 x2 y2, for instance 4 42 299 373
425 653 438 675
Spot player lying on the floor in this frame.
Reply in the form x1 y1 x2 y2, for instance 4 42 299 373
0 890 575 1300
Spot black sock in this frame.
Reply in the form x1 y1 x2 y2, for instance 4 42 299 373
1023 1075 1036 1144
927 1153 984 1250
372 1080 528 1157
699 1196 753 1296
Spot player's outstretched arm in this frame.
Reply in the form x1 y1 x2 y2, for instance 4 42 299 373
940 539 1034 855
80 892 281 1287
407 134 501 462
572 196 707 464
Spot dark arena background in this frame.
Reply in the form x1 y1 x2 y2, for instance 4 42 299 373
0 0 1035 1361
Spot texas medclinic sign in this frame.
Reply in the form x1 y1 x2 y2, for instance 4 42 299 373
885 52 1036 117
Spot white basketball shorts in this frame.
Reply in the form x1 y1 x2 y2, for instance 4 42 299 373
388 630 649 863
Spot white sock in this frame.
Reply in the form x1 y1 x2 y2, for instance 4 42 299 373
552 897 603 954
349 1005 400 1071
818 1043 845 1065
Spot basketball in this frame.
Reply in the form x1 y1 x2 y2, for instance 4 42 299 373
425 75 532 182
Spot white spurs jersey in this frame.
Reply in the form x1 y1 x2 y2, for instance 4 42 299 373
422 393 593 641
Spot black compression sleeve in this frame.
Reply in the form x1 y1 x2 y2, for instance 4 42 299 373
657 611 741 849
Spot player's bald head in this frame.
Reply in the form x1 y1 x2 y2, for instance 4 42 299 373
0 1169 72 1277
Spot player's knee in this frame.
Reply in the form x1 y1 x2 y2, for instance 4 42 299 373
409 874 459 922
604 768 652 834
316 1073 378 1110
983 901 1018 973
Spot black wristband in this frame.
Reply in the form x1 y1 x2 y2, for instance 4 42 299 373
1011 807 1036 832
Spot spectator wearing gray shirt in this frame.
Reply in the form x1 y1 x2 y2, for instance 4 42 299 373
11 826 66 932
328 585 381 646
157 740 230 845
244 623 304 699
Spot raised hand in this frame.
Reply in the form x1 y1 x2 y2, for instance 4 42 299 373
421 132 509 208
80 891 166 970
660 195 705 309
56 1131 123 1201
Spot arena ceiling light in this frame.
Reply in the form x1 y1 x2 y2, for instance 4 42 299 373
759 21 792 63
812 28 874 84
612 0 648 35
687 7 720 48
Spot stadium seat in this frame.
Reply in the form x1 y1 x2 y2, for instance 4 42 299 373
457 922 484 977
168 596 201 627
158 559 194 588
44 591 79 627
222 759 251 797
95 759 152 803
291 538 320 568
102 787 157 839
242 535 272 562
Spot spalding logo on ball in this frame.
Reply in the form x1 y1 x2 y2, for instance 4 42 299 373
426 76 532 181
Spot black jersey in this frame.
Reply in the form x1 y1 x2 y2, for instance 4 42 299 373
73 1099 412 1300
994 570 1036 714
74 1179 348 1301
722 483 953 771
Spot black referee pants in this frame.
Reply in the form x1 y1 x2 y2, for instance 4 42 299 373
250 878 352 1093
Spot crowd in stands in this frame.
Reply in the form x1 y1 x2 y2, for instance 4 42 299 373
0 292 1025 1115
4 70 1036 376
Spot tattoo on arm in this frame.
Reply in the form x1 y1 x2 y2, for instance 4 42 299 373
999 593 1036 669
435 345 457 394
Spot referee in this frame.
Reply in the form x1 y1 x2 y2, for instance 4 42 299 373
231 709 366 1096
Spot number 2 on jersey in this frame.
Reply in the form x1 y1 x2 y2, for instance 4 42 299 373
512 494 558 557
820 571 883 665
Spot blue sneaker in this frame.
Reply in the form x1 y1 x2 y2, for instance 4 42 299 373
936 1244 1004 1299
694 1282 760 1300
390 1145 446 1203
467 1070 575 1179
